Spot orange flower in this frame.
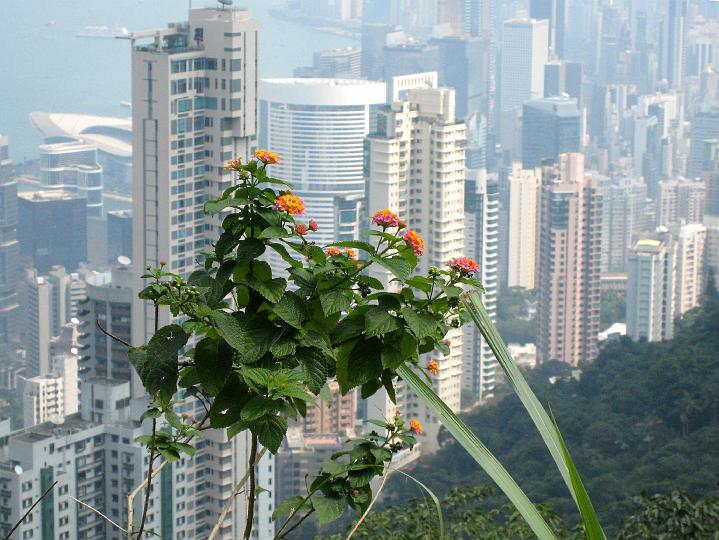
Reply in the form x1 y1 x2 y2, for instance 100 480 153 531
447 257 480 277
255 149 281 164
295 223 309 235
402 230 425 256
224 158 243 171
309 219 319 232
325 247 343 256
427 359 439 376
343 248 358 261
409 419 423 435
273 193 305 215
371 208 402 228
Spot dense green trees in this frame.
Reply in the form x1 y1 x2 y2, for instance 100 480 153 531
382 299 719 535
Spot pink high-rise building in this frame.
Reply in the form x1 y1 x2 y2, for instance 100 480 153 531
538 153 602 366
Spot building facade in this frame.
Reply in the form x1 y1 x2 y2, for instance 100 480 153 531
506 164 541 289
0 136 19 367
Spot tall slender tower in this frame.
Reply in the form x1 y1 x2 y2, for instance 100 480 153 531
659 0 688 89
131 6 259 345
462 171 499 403
130 8 273 539
0 136 19 366
506 163 541 289
537 153 602 366
366 73 466 450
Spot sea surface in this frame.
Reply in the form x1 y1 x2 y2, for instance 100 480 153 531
0 0 356 161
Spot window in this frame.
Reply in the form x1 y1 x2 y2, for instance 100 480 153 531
178 99 192 113
230 98 242 111
231 59 242 71
230 79 242 92
171 60 187 73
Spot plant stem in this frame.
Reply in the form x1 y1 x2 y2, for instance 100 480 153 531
273 477 330 540
276 508 314 539
346 470 391 540
3 481 57 540
243 434 259 540
135 418 157 540
96 320 132 348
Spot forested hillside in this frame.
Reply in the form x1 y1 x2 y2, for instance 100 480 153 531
386 298 719 535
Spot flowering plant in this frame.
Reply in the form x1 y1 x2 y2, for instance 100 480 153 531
129 150 484 537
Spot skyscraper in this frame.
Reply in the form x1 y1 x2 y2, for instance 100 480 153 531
17 190 87 274
365 73 465 448
659 0 688 88
544 60 582 102
688 108 719 179
462 171 499 403
627 229 676 342
130 9 274 539
0 136 19 367
530 0 567 57
498 19 549 151
39 140 104 217
131 6 260 343
522 96 582 168
506 163 541 289
673 222 707 315
259 78 386 249
599 175 648 274
537 153 602 366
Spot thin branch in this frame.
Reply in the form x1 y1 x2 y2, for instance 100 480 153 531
345 470 392 540
276 508 315 540
243 435 259 540
71 496 128 534
3 481 57 540
135 418 157 539
97 320 132 348
127 460 169 539
208 446 268 540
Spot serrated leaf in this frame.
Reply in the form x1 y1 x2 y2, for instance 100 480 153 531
270 335 298 358
175 442 196 458
319 289 352 316
209 376 251 428
297 348 329 394
204 197 251 215
273 291 307 329
241 367 273 392
258 226 290 239
194 337 231 395
128 324 189 404
348 467 377 488
272 496 306 521
313 495 346 525
251 415 287 454
401 306 438 340
236 238 266 264
248 277 287 303
269 242 302 269
322 459 349 476
210 312 279 363
371 255 411 280
336 339 382 394
357 275 384 290
241 396 280 421
364 306 400 337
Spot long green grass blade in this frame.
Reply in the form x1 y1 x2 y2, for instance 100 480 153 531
549 410 605 539
397 365 558 540
461 289 606 539
393 469 445 540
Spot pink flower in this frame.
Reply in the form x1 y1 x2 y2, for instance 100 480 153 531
295 224 309 235
402 230 425 256
309 219 319 232
371 209 402 228
447 257 480 277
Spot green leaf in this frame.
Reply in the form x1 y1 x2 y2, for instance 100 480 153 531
272 496 307 521
364 306 400 337
357 275 384 290
204 197 250 215
270 335 298 358
236 238 266 264
273 291 307 329
210 311 279 363
322 459 349 476
405 276 434 293
194 337 231 395
128 324 189 404
175 442 196 458
297 348 329 394
313 494 346 525
397 364 559 540
269 242 302 269
258 226 290 239
462 290 606 539
393 470 445 539
251 415 287 454
319 383 333 407
327 240 375 253
371 255 411 281
401 306 438 340
319 289 352 317
241 367 273 392
248 277 287 303
209 375 251 428
336 340 382 394
241 396 280 421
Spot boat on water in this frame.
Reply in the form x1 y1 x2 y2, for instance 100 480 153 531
76 25 130 38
